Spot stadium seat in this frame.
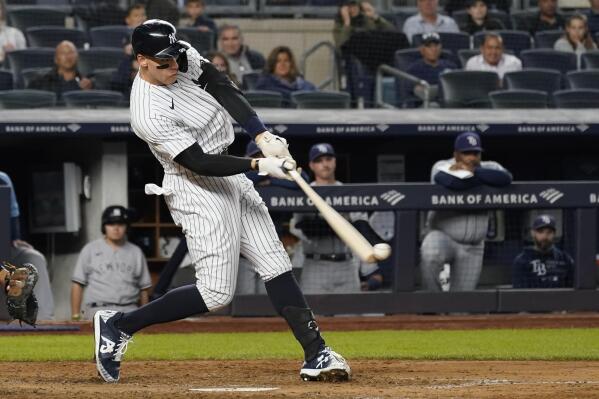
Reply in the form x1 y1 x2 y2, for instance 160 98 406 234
553 89 599 108
26 27 88 49
534 30 563 49
7 7 67 32
291 90 351 109
503 68 562 94
473 31 532 55
457 49 479 67
566 70 599 90
581 51 599 69
241 72 261 91
489 89 548 108
178 28 214 54
412 32 471 54
91 68 118 91
89 26 132 48
439 70 499 108
0 89 56 109
78 48 126 76
510 10 536 31
6 48 55 88
519 49 577 74
22 67 52 89
243 90 284 108
62 90 125 108
0 71 13 91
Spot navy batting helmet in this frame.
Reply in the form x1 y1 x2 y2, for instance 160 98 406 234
132 19 190 60
101 205 130 234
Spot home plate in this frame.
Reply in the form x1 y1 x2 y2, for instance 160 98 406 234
190 387 280 392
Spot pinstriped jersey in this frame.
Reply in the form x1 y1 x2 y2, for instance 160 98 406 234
130 47 234 175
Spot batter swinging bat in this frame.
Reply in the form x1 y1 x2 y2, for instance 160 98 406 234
287 170 391 263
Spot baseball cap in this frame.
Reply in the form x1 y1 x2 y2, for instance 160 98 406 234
454 132 483 152
532 214 556 231
245 141 261 157
309 143 335 162
421 32 441 46
102 205 130 225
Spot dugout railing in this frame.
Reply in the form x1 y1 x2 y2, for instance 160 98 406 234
231 181 599 316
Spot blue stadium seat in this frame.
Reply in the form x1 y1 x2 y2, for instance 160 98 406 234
89 26 132 48
520 49 577 74
241 72 261 91
6 48 55 88
26 27 88 49
0 71 13 91
0 89 56 109
473 31 532 55
177 28 214 54
581 51 599 69
243 90 284 108
553 89 599 108
91 68 118 91
489 89 548 108
566 70 599 90
22 67 52 89
510 10 536 31
412 32 471 54
7 7 67 31
457 49 479 67
62 90 125 108
439 70 499 108
534 30 563 49
78 47 126 76
503 68 562 94
291 90 351 109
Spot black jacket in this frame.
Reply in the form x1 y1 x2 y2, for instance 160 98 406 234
28 68 87 102
460 15 505 35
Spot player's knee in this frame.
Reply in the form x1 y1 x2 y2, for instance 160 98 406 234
200 285 235 311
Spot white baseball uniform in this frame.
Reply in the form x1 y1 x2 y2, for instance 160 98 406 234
130 47 292 310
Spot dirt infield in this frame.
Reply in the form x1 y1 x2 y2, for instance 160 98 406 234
3 360 599 398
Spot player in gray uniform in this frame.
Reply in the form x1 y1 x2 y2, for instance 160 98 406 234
420 132 512 291
93 20 350 383
71 206 151 320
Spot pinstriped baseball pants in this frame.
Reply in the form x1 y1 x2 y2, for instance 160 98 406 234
163 172 292 310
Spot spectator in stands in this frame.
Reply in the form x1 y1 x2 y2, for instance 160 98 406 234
420 132 512 292
403 0 459 44
465 33 522 79
124 3 147 29
145 0 180 26
554 14 597 56
406 32 457 103
525 0 565 35
111 54 139 98
445 0 509 15
459 0 504 35
205 50 240 87
218 24 265 80
0 171 54 320
583 0 599 36
180 0 217 37
512 215 574 288
333 0 396 49
28 41 93 103
71 206 151 321
255 46 316 107
0 0 26 64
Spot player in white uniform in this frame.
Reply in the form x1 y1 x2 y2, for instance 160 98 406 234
93 19 350 383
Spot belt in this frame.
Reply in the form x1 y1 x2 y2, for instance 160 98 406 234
305 253 351 262
87 302 137 308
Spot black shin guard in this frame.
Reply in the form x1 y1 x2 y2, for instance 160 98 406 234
265 271 325 361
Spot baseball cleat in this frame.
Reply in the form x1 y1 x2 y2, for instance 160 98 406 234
300 346 351 382
93 310 133 383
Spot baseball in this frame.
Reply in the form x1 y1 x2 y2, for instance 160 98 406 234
373 243 391 261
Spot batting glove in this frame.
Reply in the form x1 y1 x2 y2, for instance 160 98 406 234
257 157 296 180
255 132 293 159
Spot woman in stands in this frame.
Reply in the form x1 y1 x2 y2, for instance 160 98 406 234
0 0 26 64
255 46 316 107
459 0 504 35
554 14 597 56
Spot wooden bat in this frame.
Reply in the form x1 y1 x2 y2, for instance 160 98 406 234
288 170 390 263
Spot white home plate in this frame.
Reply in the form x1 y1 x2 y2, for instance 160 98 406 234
190 387 279 392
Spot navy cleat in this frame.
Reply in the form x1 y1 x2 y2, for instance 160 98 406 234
300 346 351 382
93 310 133 383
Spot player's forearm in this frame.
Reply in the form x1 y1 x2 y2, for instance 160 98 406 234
474 167 513 187
71 283 83 317
434 171 481 190
175 143 254 176
139 289 149 306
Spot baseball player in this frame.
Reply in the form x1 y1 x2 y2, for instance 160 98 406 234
93 20 350 383
71 206 152 320
420 132 512 291
512 214 574 288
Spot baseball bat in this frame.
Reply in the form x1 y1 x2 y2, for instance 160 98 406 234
288 170 382 263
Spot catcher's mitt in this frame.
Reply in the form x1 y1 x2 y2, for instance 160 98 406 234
2 262 39 326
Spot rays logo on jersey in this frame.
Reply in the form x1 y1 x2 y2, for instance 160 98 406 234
168 33 176 44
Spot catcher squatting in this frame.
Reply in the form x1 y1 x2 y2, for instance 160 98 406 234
92 19 351 383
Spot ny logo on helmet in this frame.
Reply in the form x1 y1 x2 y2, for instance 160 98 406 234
168 33 176 44
467 135 478 146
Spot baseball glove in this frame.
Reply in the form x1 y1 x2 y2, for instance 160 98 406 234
2 262 39 326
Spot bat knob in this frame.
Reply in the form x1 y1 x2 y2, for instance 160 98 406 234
373 243 391 261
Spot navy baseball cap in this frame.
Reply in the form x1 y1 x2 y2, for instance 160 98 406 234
454 132 483 152
532 214 556 231
309 143 335 162
245 141 261 157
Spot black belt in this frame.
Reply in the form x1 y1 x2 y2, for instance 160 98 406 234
88 302 137 308
305 253 351 262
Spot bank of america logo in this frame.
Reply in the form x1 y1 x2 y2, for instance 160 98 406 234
381 190 405 205
540 188 564 204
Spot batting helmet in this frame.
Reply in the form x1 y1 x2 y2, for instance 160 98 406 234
101 205 130 234
132 19 190 60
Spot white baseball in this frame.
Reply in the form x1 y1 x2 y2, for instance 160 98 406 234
373 243 391 261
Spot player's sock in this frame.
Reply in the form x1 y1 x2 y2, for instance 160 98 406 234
114 284 208 335
265 271 325 361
